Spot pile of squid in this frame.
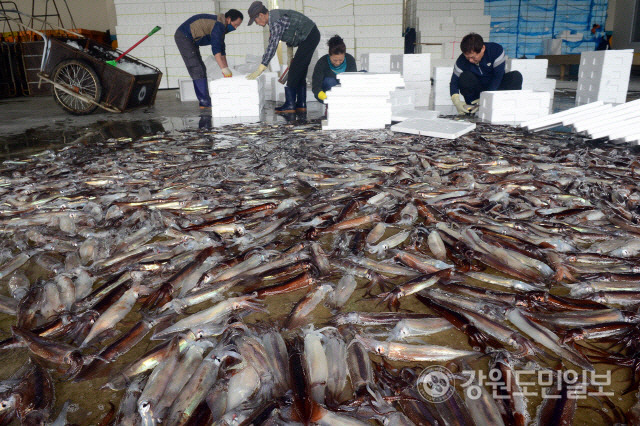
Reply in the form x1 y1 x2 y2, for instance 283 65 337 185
1 120 640 425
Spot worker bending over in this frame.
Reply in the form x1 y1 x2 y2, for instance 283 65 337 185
312 35 357 103
450 33 522 115
246 1 320 113
175 10 243 108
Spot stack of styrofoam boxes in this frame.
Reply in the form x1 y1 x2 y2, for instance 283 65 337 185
114 0 170 88
360 53 391 73
353 0 404 65
432 65 455 114
446 14 491 59
323 72 405 130
402 53 430 107
506 58 556 110
390 89 415 114
209 74 265 119
410 0 490 61
478 90 551 125
575 49 634 106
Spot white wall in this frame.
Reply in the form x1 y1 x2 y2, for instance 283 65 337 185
7 0 638 53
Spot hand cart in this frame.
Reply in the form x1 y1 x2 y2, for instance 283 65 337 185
1 9 162 115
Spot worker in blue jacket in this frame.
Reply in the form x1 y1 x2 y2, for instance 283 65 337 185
175 10 243 108
449 33 522 115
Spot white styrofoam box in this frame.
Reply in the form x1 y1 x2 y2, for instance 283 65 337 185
522 78 556 95
417 44 444 58
390 89 416 108
450 1 484 10
455 25 490 40
576 49 634 106
478 90 551 125
357 47 404 60
391 118 476 139
572 99 640 133
443 41 460 60
304 1 353 16
115 26 167 47
360 53 391 73
433 104 458 115
506 59 548 77
356 37 404 50
314 15 355 26
179 78 197 102
453 15 491 26
211 87 265 116
392 108 439 121
433 66 454 81
354 14 402 27
403 53 430 82
391 55 403 72
354 4 402 16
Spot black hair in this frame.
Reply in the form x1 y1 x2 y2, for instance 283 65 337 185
460 33 484 54
226 9 244 21
328 35 346 56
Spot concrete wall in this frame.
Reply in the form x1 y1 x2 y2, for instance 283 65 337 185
9 0 116 34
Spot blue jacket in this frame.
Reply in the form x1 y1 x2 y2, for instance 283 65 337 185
177 14 226 56
449 42 507 96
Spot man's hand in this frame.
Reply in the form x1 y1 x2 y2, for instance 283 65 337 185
318 91 327 101
469 98 479 114
287 46 294 67
451 93 474 115
246 64 267 80
221 67 232 78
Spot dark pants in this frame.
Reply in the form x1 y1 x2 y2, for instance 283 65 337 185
322 76 339 92
459 70 523 104
174 30 206 80
287 25 320 89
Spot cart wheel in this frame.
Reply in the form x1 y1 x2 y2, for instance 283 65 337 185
52 59 102 115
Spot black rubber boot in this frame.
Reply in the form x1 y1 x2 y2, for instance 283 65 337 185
295 85 307 112
275 86 296 113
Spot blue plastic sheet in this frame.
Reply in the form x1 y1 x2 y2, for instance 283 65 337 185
485 0 608 58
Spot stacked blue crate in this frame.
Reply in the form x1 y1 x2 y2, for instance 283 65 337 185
485 0 608 58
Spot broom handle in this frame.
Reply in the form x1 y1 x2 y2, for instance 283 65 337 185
113 26 161 62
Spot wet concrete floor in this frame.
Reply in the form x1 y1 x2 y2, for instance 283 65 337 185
1 79 639 160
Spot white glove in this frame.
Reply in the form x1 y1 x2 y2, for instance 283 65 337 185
221 67 232 78
246 64 267 80
451 93 474 115
287 46 294 67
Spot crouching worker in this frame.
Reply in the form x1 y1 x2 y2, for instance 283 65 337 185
175 10 243 108
246 1 320 113
312 35 357 104
449 32 522 115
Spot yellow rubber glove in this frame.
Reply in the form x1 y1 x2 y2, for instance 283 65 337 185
451 93 473 115
246 64 267 80
221 67 232 78
318 91 327 101
287 46 294 67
